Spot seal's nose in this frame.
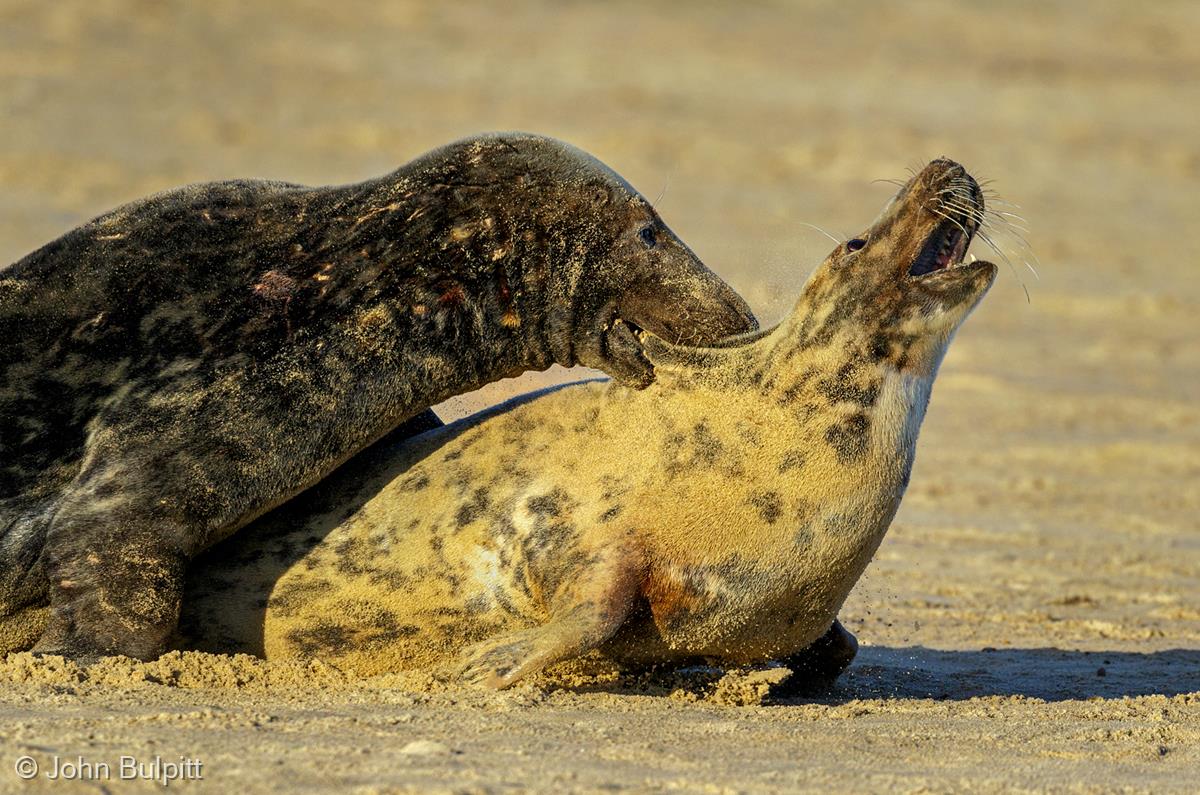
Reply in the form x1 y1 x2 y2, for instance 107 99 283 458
682 270 759 344
924 158 977 188
916 159 981 206
929 157 966 172
923 158 966 184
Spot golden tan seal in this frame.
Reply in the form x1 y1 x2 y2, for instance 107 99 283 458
179 158 996 688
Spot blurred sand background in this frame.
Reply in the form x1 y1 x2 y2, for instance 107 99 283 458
1 0 1198 791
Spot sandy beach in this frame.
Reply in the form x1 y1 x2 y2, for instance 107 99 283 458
1 0 1197 791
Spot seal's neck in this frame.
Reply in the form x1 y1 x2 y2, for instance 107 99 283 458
719 285 954 499
642 270 954 490
753 272 955 395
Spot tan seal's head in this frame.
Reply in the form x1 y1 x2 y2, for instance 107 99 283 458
778 158 997 375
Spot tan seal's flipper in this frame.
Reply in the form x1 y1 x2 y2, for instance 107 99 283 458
458 538 645 689
777 619 859 690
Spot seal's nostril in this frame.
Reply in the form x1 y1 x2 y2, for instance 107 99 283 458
846 239 866 252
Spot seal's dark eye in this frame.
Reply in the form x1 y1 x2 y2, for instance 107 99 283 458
846 238 866 252
639 225 658 248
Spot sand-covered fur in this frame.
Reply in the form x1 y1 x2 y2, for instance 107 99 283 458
180 159 996 687
0 133 755 661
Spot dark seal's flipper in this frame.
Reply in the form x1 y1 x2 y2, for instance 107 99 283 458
0 510 51 655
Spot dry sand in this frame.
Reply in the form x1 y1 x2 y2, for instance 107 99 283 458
1 0 1197 792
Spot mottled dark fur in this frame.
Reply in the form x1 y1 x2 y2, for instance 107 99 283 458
0 132 754 659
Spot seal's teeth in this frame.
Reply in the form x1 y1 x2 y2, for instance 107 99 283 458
951 230 969 266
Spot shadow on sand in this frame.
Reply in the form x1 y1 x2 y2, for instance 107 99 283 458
796 645 1200 703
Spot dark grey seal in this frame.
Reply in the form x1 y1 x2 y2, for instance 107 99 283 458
0 132 756 660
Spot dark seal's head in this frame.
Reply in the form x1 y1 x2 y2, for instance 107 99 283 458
404 133 757 387
788 158 997 371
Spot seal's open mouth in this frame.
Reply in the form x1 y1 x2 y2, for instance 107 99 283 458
597 315 655 388
909 214 978 277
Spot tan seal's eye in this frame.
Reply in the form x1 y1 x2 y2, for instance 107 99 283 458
846 238 866 252
639 225 658 248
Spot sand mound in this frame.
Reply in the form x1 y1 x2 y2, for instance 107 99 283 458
0 650 812 708
0 651 349 692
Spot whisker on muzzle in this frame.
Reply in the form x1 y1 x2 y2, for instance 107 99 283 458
926 204 973 239
976 227 1032 303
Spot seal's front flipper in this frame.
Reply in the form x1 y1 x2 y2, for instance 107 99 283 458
458 543 644 689
36 508 189 661
458 607 628 690
775 618 858 693
30 442 208 661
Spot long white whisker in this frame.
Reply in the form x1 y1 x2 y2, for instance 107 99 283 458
796 221 843 246
993 209 1030 225
927 205 971 238
941 194 984 211
977 228 1031 303
985 218 1037 252
654 167 675 208
980 213 1043 274
985 211 1031 235
940 197 985 218
938 199 985 226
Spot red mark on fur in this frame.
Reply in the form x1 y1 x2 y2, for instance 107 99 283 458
496 268 519 328
438 283 466 307
252 270 297 302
